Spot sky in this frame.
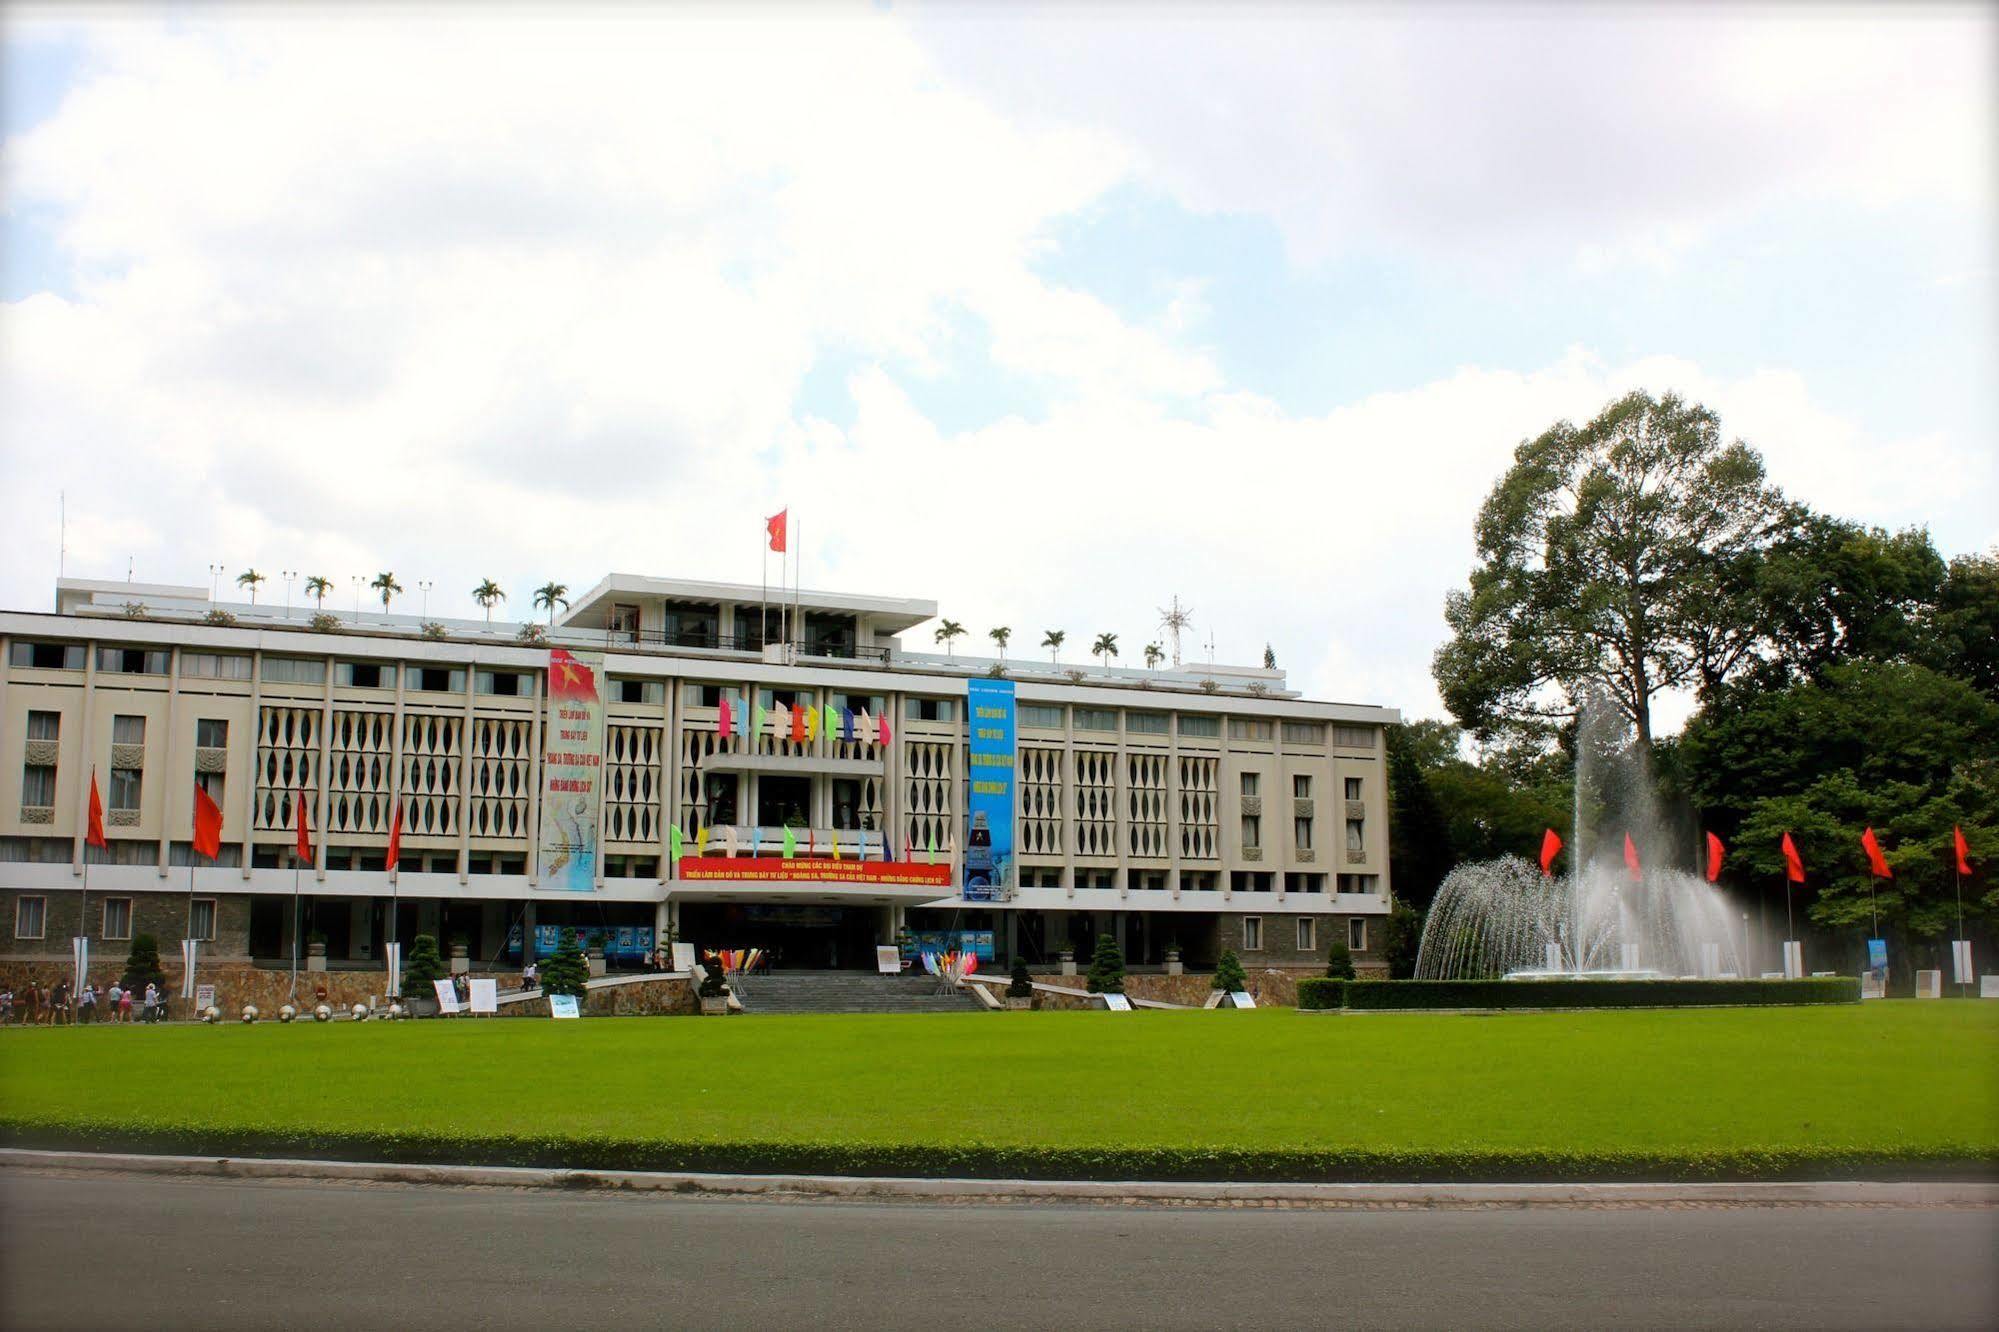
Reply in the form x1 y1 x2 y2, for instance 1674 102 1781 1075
2 2 1994 727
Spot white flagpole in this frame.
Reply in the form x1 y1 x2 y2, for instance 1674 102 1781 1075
291 854 301 1003
792 515 802 656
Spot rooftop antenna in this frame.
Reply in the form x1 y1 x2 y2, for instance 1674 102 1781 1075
1157 595 1194 668
1205 631 1216 667
127 556 134 581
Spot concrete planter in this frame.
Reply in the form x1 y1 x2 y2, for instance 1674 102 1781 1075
1059 949 1076 977
305 941 327 973
406 996 440 1018
1005 996 1033 1010
1165 949 1184 977
586 943 607 978
699 996 730 1016
449 943 470 976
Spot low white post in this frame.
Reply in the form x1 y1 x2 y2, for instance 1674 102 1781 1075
1951 941 1973 985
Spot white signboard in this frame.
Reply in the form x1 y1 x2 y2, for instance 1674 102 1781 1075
432 979 462 1015
1102 993 1133 1011
1980 975 1999 999
876 946 903 975
671 942 697 973
468 978 498 1015
1915 969 1942 999
549 994 581 1019
1860 972 1886 1000
1231 991 1257 1009
194 984 216 1011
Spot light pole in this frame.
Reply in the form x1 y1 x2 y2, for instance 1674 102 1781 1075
418 579 433 620
351 575 363 616
208 563 224 601
282 570 297 618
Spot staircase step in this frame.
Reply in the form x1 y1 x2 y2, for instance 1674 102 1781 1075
734 971 985 1015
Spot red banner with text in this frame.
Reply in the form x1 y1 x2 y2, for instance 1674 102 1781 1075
676 857 953 888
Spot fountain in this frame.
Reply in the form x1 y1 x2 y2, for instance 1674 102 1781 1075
1414 693 1753 981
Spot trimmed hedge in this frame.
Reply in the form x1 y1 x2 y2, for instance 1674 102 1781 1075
1299 977 1861 1011
2 1119 1986 1183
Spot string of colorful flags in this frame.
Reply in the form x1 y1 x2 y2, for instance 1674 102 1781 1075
713 691 891 748
1534 824 1978 884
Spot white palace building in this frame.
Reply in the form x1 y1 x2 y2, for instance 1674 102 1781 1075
1 572 1398 980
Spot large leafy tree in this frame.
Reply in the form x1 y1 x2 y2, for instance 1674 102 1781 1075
1744 515 1946 689
1435 391 1789 751
1927 550 1999 699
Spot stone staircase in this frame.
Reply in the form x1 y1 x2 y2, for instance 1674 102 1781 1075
735 971 985 1015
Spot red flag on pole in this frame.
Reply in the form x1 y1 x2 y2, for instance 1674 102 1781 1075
294 790 313 864
1955 825 1973 876
766 509 788 553
86 768 108 850
1861 826 1892 879
1704 832 1725 884
192 783 223 860
1781 832 1806 884
1623 833 1642 882
1538 828 1563 877
385 797 403 869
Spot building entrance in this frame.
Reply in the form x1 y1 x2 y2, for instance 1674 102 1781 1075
678 902 881 971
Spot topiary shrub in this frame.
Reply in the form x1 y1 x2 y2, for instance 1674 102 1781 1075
697 960 730 999
120 933 167 994
1325 939 1355 980
1007 957 1034 999
401 934 449 995
538 927 590 998
1212 949 1247 992
1085 932 1125 994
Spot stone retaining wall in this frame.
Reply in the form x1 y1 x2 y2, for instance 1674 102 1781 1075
501 979 695 1018
0 961 521 1015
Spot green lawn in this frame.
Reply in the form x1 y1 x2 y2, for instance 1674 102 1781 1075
4 1004 1995 1180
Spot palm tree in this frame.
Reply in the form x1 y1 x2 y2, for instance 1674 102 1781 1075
473 579 506 624
1041 629 1065 663
533 582 570 625
988 626 1010 662
1145 642 1164 670
934 619 965 657
370 571 403 613
1092 632 1119 669
235 569 266 604
303 575 332 610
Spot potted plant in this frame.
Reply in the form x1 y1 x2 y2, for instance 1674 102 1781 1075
306 930 328 972
697 961 732 1015
1057 946 1076 977
448 936 471 976
1164 941 1184 976
401 934 449 1015
1005 957 1035 1010
538 928 590 1012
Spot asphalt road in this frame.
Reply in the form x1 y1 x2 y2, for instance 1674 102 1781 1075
2 1171 1994 1330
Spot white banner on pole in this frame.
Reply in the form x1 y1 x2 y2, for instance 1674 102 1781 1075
1952 940 1973 985
72 936 88 995
1782 941 1803 980
384 942 403 998
432 978 461 1015
180 939 199 998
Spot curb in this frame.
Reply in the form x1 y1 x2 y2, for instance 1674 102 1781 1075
4 1149 1994 1207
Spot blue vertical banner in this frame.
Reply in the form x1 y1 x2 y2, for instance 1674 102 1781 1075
964 678 1015 900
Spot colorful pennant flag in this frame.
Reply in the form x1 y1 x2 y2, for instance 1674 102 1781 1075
751 827 763 858
1704 831 1725 884
805 706 818 743
841 707 854 742
926 831 937 865
669 824 684 864
193 783 224 860
294 789 313 864
695 825 709 857
878 712 892 747
830 829 841 861
86 768 107 850
790 704 806 743
717 693 733 739
383 796 402 870
824 703 838 739
724 824 739 858
1955 825 1974 876
767 509 788 553
1861 826 1893 879
782 826 797 859
1538 828 1561 877
1781 831 1806 884
753 702 765 739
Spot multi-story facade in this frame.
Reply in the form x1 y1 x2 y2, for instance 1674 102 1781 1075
1 572 1398 979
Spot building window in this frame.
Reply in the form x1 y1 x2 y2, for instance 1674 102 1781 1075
10 642 86 670
1338 874 1381 895
831 693 886 716
21 762 56 807
338 662 387 689
759 687 807 710
405 666 464 693
1231 871 1274 893
1349 918 1367 951
111 715 147 746
195 719 229 749
1240 772 1260 797
1138 870 1167 891
905 698 955 723
1242 916 1263 951
96 648 169 675
182 652 252 681
102 897 133 940
476 670 527 696
190 899 217 942
1345 776 1362 801
1241 814 1261 849
15 895 46 939
262 657 327 685
1347 819 1365 853
682 683 725 708
1293 775 1311 799
1180 870 1218 892
1294 816 1313 850
109 766 143 813
27 710 61 741
1228 718 1274 741
1333 725 1375 749
1125 711 1168 734
1019 704 1065 729
1073 708 1117 732
1285 872 1326 894
1177 715 1220 738
1281 721 1325 744
617 679 664 705
1297 918 1316 952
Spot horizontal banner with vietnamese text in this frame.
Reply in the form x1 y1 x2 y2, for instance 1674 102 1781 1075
677 857 954 888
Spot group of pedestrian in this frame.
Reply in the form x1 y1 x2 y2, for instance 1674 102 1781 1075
0 978 167 1024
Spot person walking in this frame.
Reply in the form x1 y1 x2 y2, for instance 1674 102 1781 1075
77 983 96 1024
106 982 122 1023
50 978 70 1026
118 984 133 1022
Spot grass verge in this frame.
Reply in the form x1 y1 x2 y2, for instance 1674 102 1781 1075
4 1004 1994 1181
